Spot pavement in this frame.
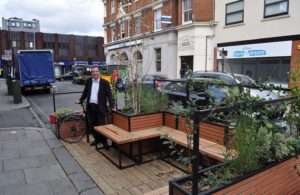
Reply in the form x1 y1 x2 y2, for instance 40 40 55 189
0 79 104 195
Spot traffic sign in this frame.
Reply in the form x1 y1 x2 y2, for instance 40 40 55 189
4 50 12 61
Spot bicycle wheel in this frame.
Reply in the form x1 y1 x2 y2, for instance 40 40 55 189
58 114 86 143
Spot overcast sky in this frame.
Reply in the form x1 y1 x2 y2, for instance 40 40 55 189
0 0 104 37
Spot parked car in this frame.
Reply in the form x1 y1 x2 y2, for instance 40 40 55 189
189 71 281 100
142 74 170 91
56 72 78 81
161 78 229 107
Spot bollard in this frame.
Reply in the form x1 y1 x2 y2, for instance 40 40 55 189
6 77 13 95
12 80 22 104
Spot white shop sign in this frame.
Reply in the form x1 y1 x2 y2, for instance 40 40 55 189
217 41 292 59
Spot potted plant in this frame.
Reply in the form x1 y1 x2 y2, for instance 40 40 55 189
169 88 300 194
53 107 85 140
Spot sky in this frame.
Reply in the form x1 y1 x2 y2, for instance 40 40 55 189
0 0 104 37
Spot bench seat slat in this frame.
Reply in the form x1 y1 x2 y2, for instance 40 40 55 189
94 124 227 162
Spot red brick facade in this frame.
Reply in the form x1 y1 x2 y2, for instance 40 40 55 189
0 30 105 63
290 40 300 87
104 0 214 44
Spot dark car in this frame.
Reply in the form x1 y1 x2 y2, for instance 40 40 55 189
56 72 77 81
142 74 170 91
162 79 229 107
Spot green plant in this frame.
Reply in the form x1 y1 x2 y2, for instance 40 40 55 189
286 58 300 136
140 87 168 114
54 108 74 120
123 85 168 114
160 100 197 169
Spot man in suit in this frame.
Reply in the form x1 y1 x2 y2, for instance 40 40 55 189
75 66 114 147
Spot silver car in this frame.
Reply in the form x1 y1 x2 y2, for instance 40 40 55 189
190 71 282 100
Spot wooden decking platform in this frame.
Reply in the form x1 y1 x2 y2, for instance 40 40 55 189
63 136 185 195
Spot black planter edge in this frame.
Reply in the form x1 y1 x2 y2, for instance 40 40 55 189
170 155 299 195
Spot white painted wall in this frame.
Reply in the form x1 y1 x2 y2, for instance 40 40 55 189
105 31 178 79
214 0 300 44
143 31 178 79
177 24 215 77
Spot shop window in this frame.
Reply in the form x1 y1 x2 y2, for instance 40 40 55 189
264 0 288 18
183 0 192 23
226 0 244 25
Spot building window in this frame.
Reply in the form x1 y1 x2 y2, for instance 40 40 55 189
225 0 244 25
75 36 85 57
111 26 115 41
154 9 161 30
183 0 192 22
135 16 141 35
155 48 161 72
264 0 288 18
111 0 115 14
88 37 98 57
23 23 27 27
120 21 125 38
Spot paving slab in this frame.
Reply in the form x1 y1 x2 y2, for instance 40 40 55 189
0 170 26 189
0 160 2 174
68 173 97 193
81 187 105 195
2 139 33 151
48 178 78 195
2 182 53 195
52 146 85 175
3 157 41 172
24 164 67 184
36 153 59 167
45 138 64 150
0 150 20 161
20 146 51 158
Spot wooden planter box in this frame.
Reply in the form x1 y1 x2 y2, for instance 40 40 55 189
163 112 228 146
169 155 300 195
112 110 163 131
112 110 163 155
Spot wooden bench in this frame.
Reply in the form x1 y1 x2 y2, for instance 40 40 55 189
95 124 226 168
159 126 227 162
144 186 169 195
94 124 161 169
164 112 227 146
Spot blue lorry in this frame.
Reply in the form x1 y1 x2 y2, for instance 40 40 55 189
16 50 55 93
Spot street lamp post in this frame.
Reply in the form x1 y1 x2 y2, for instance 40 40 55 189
6 17 20 94
7 17 21 79
32 19 39 49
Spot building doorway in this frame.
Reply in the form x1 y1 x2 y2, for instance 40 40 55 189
180 56 193 78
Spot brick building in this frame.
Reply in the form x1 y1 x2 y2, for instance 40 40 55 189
0 17 105 78
102 0 215 79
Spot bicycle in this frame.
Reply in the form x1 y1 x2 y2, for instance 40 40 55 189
57 103 90 144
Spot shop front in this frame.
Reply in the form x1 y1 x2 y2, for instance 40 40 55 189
217 41 292 86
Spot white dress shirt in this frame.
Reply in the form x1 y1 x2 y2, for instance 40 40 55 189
90 78 100 104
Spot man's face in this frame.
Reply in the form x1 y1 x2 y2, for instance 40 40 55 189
91 67 100 80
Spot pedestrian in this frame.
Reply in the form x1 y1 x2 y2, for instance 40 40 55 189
75 66 114 147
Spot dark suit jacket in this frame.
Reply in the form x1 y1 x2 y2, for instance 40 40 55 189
79 77 114 114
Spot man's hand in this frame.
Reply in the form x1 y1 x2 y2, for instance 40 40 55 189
74 99 81 104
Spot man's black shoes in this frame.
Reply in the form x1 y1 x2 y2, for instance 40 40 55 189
90 140 98 146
